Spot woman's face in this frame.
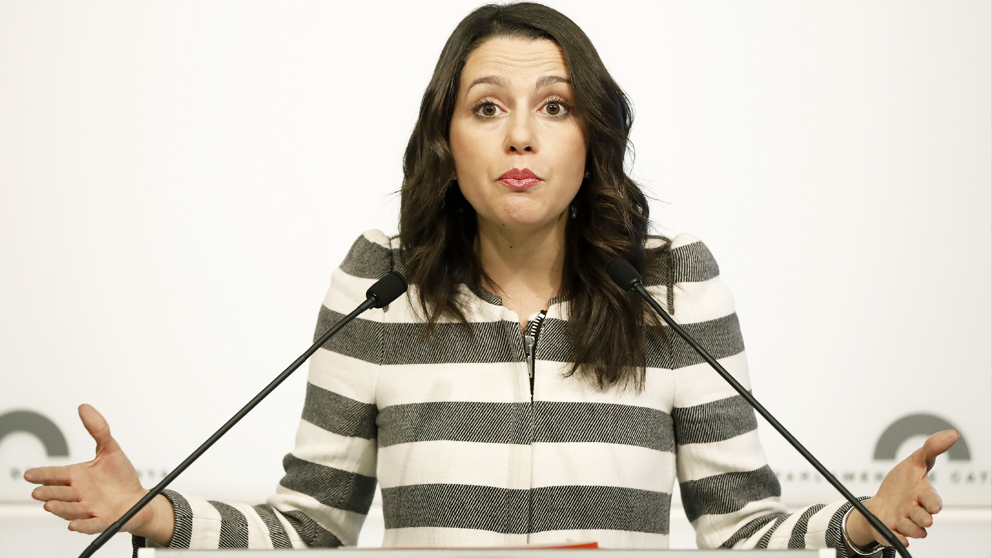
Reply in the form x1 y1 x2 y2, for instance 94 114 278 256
450 36 587 235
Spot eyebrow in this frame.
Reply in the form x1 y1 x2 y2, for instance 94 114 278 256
466 74 571 95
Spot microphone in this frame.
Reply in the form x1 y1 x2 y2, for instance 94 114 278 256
607 258 910 558
366 270 408 308
79 271 408 558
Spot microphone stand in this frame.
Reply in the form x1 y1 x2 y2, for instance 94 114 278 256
79 271 407 558
608 259 907 558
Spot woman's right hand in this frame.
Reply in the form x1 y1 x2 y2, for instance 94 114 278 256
23 404 174 545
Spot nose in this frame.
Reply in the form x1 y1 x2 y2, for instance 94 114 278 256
504 111 536 154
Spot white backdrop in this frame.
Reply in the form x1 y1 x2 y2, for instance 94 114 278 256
0 1 989 557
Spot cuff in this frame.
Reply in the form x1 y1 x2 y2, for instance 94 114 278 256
829 497 896 558
129 489 193 556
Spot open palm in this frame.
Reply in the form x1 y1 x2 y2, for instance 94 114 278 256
24 404 151 534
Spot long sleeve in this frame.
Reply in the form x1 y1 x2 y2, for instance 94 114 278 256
133 230 392 553
664 234 892 556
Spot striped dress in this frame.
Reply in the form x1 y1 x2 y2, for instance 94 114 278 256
134 229 873 555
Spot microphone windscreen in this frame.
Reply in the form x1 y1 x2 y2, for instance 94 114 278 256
366 271 408 308
606 258 642 292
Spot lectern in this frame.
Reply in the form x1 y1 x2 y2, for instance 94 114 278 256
137 549 835 557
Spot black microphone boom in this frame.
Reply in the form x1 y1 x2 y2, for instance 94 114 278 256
79 271 407 558
607 258 909 558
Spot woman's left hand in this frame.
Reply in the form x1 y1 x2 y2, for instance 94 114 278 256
845 429 960 549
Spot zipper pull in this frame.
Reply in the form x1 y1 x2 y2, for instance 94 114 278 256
524 334 535 380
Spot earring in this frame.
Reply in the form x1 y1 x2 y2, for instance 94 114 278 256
583 171 591 179
569 203 578 219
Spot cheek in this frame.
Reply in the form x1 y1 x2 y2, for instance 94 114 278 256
567 129 588 166
450 119 490 175
451 132 487 204
554 127 587 190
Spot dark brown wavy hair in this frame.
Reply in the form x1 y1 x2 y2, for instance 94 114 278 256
399 2 666 389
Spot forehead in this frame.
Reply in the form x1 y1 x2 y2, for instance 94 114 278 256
461 37 569 86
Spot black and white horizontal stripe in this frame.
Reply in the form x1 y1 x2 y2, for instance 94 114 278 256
377 400 673 451
378 401 531 447
252 504 293 548
646 313 746 370
164 489 193 548
534 401 674 452
278 453 376 514
645 235 719 282
670 240 720 283
680 465 782 523
529 317 574 362
381 484 671 535
382 484 530 532
532 485 671 534
788 504 826 548
719 512 787 548
337 233 394 279
317 307 521 365
314 307 385 363
129 489 196 557
282 509 344 548
756 515 790 549
208 501 249 548
827 503 852 553
672 395 758 445
301 382 377 439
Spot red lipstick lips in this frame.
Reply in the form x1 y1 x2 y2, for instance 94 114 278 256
498 168 541 190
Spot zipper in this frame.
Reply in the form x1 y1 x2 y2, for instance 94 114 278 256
522 309 547 401
521 308 547 541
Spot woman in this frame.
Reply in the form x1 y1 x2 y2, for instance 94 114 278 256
25 3 956 555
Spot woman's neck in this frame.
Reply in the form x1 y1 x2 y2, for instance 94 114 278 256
475 215 567 310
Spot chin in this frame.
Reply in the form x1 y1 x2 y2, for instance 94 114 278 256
484 202 568 231
495 215 566 232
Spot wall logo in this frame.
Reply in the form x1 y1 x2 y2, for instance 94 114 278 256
1 410 71 499
873 413 970 461
0 410 68 457
772 412 988 506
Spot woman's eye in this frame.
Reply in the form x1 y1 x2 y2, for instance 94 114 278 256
472 100 502 118
543 98 570 118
